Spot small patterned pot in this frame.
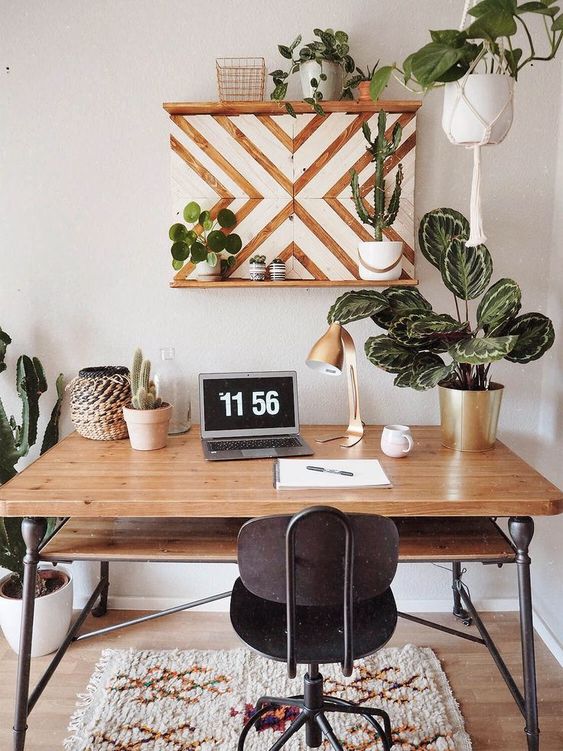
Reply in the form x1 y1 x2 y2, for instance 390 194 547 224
249 261 267 281
268 259 286 281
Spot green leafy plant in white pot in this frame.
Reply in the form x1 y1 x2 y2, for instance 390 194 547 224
169 202 242 280
0 326 68 656
351 110 404 281
123 349 172 450
327 208 555 451
370 0 563 245
270 28 357 116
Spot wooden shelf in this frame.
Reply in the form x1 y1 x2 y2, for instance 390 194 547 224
170 278 419 289
163 100 422 116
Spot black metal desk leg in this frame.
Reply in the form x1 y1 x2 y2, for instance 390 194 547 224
508 516 539 751
92 561 110 617
12 517 47 751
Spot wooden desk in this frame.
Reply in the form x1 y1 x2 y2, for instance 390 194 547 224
1 426 560 751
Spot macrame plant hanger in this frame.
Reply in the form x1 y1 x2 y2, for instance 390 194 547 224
443 0 515 246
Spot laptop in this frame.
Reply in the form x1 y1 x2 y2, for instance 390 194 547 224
199 371 314 460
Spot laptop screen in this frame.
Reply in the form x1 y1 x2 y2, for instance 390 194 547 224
199 371 299 438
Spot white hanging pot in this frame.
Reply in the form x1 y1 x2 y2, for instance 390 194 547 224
196 259 221 281
358 241 403 281
300 60 343 101
442 73 514 146
0 567 73 657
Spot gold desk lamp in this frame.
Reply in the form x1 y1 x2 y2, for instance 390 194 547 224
306 321 364 448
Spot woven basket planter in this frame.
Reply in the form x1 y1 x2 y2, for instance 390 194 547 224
69 366 130 440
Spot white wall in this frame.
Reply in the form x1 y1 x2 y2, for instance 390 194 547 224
2 1 561 634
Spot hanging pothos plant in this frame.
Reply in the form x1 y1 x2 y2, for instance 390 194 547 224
327 208 554 391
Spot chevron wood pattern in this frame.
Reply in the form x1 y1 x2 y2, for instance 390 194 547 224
166 101 420 285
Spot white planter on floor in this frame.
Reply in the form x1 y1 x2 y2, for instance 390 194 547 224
358 241 403 281
300 60 343 101
0 567 73 657
442 73 514 146
197 260 221 281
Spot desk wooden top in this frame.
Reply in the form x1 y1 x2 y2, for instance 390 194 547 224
0 426 561 518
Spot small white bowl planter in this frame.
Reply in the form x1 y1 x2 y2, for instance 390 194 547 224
196 259 221 281
300 60 343 101
442 73 514 146
0 567 73 657
358 240 403 281
123 404 172 450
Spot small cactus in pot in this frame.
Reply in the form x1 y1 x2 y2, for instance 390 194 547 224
123 349 172 450
249 254 267 281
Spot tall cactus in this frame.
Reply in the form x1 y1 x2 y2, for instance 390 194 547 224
130 348 162 410
350 110 404 241
0 326 64 590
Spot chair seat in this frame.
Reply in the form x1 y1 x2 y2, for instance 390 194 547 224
230 577 397 664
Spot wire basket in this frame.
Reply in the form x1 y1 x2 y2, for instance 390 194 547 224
216 57 265 102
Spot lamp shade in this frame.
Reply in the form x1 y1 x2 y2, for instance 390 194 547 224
306 322 344 376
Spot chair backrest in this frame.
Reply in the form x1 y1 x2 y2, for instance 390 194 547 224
237 506 399 607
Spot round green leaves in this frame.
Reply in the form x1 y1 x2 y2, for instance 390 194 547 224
217 208 237 228
224 234 242 254
183 201 201 223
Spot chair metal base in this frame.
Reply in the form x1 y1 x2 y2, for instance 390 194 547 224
238 669 392 751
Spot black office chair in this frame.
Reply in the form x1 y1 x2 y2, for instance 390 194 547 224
230 505 399 751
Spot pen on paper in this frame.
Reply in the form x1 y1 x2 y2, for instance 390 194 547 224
306 465 354 477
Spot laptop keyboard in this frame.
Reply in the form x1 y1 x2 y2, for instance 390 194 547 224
208 436 301 452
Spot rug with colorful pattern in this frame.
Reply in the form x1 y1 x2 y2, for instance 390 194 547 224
64 645 472 750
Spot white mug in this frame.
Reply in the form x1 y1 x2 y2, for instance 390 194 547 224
381 424 413 458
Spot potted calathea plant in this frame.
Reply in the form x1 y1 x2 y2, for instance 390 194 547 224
0 326 68 656
169 202 242 281
327 208 555 451
351 110 404 281
371 0 563 143
123 348 172 450
270 28 357 115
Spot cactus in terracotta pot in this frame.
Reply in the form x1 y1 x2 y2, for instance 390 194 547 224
123 348 171 450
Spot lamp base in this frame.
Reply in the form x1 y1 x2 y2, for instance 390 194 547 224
316 424 364 448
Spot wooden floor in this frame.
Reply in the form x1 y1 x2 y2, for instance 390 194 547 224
0 610 561 750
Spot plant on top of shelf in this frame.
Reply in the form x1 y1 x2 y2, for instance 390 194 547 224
270 28 357 116
351 110 404 281
370 0 563 100
169 202 242 280
351 62 380 101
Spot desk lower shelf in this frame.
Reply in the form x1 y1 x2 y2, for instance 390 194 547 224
41 517 516 565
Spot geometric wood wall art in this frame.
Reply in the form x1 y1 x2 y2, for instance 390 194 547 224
163 101 421 287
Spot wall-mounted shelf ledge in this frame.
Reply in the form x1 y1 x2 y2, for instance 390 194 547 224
163 100 422 115
170 278 419 289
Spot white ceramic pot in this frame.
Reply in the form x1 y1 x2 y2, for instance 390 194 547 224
442 73 514 146
123 404 172 450
0 567 73 657
358 241 403 281
197 260 221 281
300 60 343 101
249 262 267 281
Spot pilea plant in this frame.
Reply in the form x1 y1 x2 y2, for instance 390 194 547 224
249 255 266 264
169 202 242 272
130 348 162 410
351 110 403 241
327 208 555 391
0 325 64 595
270 28 356 116
371 0 563 99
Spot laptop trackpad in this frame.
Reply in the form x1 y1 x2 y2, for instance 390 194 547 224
241 448 277 458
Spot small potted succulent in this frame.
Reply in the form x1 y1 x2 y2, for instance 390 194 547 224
268 258 286 281
0 326 69 657
169 202 242 281
350 63 379 102
123 349 172 450
249 255 267 281
327 208 554 452
351 110 404 281
270 28 357 116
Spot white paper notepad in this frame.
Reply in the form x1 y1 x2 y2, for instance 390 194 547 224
273 459 391 490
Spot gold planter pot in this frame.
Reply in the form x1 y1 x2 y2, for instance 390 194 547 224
438 383 504 452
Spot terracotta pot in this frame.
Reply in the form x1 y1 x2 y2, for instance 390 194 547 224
123 404 172 450
358 240 403 281
357 81 371 102
0 568 73 657
439 383 504 452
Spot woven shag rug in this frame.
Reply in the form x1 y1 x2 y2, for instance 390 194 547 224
65 646 471 750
